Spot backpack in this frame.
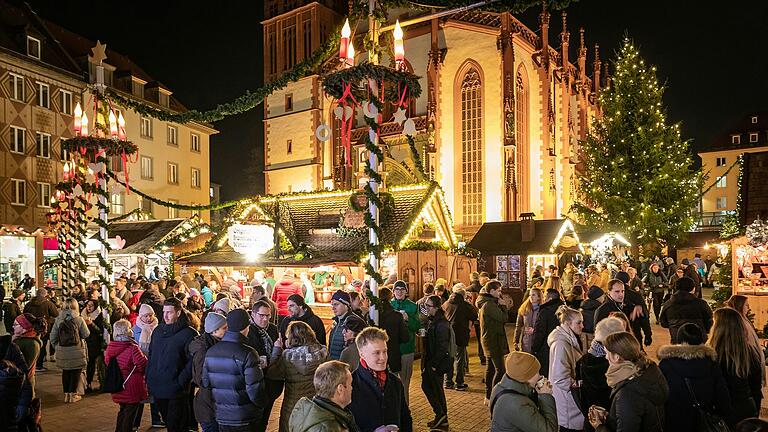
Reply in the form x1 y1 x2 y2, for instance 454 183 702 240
57 318 81 347
447 324 457 359
102 356 127 393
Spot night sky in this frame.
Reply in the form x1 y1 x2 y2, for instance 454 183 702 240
26 1 768 200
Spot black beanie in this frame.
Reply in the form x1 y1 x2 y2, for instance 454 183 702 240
587 285 603 300
615 271 630 285
226 309 250 332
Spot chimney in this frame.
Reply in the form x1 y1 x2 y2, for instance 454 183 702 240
520 212 536 242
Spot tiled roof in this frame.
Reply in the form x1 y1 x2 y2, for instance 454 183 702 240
467 219 574 256
100 218 187 255
700 112 768 153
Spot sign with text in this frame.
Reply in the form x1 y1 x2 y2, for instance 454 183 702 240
227 224 273 256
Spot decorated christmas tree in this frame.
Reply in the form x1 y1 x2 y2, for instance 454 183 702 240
572 38 703 252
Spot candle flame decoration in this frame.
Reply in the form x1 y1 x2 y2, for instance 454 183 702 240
81 112 89 136
347 42 355 66
393 20 404 66
109 110 118 138
339 18 351 62
74 103 83 134
117 112 126 140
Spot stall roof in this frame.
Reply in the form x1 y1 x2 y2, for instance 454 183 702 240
182 248 358 267
467 219 580 256
101 219 188 255
179 182 457 266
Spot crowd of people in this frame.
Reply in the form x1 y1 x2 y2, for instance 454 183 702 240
0 259 766 432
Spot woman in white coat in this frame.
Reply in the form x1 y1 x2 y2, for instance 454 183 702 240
547 305 585 431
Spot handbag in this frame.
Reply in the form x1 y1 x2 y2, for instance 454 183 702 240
683 378 730 432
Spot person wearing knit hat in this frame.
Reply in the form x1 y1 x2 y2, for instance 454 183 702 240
3 289 25 333
202 309 265 429
658 275 713 344
213 298 232 315
580 286 605 348
189 311 227 430
204 312 228 335
339 315 367 370
490 351 555 431
391 279 420 403
278 294 327 349
328 290 353 360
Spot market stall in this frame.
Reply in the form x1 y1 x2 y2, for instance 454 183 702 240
732 217 768 328
467 216 582 316
176 182 469 318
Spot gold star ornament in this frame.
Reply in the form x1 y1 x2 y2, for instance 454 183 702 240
91 40 107 65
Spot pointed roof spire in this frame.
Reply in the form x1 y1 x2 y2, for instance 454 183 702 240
579 27 586 56
594 44 602 93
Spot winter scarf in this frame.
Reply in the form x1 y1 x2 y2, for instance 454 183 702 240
136 315 158 345
605 360 638 387
360 357 387 390
256 325 273 358
81 306 102 322
588 339 606 357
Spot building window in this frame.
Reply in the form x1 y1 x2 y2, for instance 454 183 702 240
140 156 153 179
515 66 530 217
716 176 727 188
10 126 25 154
285 94 293 112
110 193 124 214
167 126 178 145
287 139 292 154
60 90 72 115
191 133 200 152
752 116 758 124
139 198 153 216
191 168 201 188
302 12 312 60
36 132 51 158
110 155 125 172
9 73 24 101
38 182 51 207
132 81 144 98
716 157 726 167
168 200 178 218
37 82 49 108
140 117 153 138
11 179 25 206
283 18 297 69
716 196 727 209
267 24 278 75
27 36 41 59
168 163 179 184
731 134 741 144
749 132 759 143
61 146 70 162
459 67 483 226
159 93 169 108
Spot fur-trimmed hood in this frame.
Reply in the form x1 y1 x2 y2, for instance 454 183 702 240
657 344 716 361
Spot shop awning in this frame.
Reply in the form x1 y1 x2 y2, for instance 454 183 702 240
181 248 358 267
467 219 581 256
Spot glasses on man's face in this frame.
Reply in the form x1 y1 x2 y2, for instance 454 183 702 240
256 312 271 319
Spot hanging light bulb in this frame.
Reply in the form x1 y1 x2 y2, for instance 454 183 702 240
339 19 351 62
81 112 89 136
74 102 83 134
109 110 118 138
393 20 405 66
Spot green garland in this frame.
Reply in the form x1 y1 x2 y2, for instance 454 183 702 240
322 63 422 101
106 169 239 211
61 135 137 157
406 135 426 178
108 208 148 223
105 27 340 124
350 0 572 16
400 239 448 251
153 222 211 252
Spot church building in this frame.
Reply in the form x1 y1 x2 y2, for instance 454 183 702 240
262 0 603 238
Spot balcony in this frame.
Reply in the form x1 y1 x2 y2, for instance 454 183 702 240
694 211 735 231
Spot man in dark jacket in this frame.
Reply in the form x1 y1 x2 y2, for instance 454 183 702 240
477 281 510 398
659 277 714 344
278 294 326 345
377 288 409 373
443 287 477 390
247 301 281 432
349 327 412 432
328 290 353 360
579 285 603 346
146 298 198 432
531 289 563 376
615 271 653 348
680 258 703 298
422 295 452 429
203 309 266 431
189 312 227 432
22 287 58 370
139 284 166 318
3 290 25 334
466 272 485 366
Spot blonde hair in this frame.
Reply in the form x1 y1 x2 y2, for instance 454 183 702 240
62 298 80 314
355 326 389 350
286 321 319 348
556 305 582 325
519 288 542 316
112 319 132 338
708 307 760 379
313 360 351 399
594 317 627 343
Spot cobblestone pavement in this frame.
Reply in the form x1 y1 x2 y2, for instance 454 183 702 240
35 323 767 431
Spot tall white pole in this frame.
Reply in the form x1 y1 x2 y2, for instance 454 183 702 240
368 0 380 325
94 65 109 301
